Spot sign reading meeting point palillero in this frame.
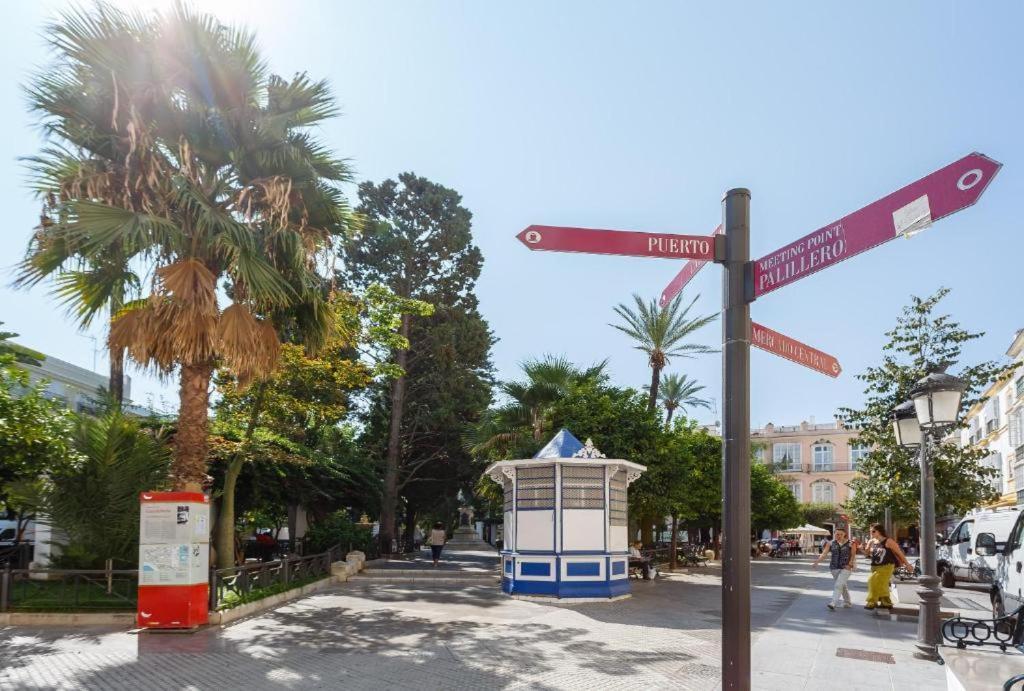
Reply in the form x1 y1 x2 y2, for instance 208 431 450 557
516 224 714 260
753 152 1001 297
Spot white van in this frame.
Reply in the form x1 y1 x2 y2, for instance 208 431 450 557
937 508 1020 588
988 510 1024 619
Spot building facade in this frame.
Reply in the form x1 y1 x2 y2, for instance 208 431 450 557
14 351 130 414
958 328 1024 509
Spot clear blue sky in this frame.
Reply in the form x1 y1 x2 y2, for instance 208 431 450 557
2 1 1021 426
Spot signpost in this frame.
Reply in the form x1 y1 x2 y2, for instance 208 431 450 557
753 152 1001 297
516 152 1001 690
750 321 841 378
516 224 715 260
659 225 723 306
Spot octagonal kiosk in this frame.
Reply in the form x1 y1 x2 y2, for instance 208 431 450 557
485 429 646 600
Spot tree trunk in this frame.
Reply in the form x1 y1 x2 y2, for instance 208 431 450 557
173 362 214 490
665 405 675 430
403 506 416 553
109 346 125 405
647 364 662 412
641 516 654 547
380 314 410 555
214 383 266 568
670 514 678 570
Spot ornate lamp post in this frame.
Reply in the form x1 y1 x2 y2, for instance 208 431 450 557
892 371 966 661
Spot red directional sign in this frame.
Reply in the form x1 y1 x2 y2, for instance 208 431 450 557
753 152 1001 297
751 321 841 378
516 224 715 260
659 225 723 307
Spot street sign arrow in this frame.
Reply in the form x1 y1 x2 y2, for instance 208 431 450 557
751 321 841 378
659 225 723 307
516 224 715 261
753 152 1001 298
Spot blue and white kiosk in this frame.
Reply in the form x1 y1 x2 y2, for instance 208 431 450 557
485 429 646 600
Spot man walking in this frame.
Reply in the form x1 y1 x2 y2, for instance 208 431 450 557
813 527 856 610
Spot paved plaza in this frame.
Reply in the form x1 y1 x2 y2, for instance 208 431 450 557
0 555 962 690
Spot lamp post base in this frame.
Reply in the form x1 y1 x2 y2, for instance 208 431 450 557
914 573 943 662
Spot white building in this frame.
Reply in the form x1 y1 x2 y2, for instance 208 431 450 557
14 350 129 414
959 328 1024 508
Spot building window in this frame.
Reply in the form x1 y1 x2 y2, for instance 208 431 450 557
609 470 627 527
516 465 555 510
785 481 802 502
562 466 605 509
1016 377 1024 399
812 443 834 471
753 446 765 463
812 481 836 505
1016 462 1024 506
849 445 870 470
773 443 802 471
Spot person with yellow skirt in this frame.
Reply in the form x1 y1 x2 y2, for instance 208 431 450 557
863 523 912 610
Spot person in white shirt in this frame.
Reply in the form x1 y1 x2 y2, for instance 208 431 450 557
428 522 447 566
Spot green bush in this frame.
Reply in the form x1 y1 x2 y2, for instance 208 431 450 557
304 511 374 555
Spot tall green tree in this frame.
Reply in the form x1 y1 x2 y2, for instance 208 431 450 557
842 288 1010 527
611 294 717 412
341 173 493 552
653 373 710 428
18 3 355 487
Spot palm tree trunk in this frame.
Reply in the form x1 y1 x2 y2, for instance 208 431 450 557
381 314 410 555
174 362 214 490
665 406 675 430
647 364 661 413
214 382 266 569
670 514 679 570
109 345 125 405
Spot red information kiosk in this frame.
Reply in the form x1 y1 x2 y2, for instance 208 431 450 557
137 491 210 629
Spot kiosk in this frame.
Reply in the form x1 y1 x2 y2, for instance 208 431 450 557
485 429 646 600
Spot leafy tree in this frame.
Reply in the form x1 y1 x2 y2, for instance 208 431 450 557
0 342 77 541
0 323 43 366
341 173 493 552
210 287 422 567
28 410 171 568
842 288 1010 527
611 294 717 411
751 463 803 536
652 373 710 428
802 502 838 527
18 3 355 487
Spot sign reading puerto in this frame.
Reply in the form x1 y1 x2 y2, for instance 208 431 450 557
753 152 1001 297
517 224 715 260
751 321 841 378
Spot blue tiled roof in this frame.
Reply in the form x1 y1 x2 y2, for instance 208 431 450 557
533 429 584 459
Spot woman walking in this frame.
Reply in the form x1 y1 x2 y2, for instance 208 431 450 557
812 527 856 610
863 523 912 610
428 521 447 566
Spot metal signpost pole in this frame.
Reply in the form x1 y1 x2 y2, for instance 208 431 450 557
916 432 942 660
720 188 752 689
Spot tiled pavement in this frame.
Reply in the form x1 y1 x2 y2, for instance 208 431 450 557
0 556 958 690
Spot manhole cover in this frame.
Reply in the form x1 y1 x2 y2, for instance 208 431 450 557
835 648 895 665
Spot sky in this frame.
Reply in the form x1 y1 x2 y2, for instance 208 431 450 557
0 1 1020 426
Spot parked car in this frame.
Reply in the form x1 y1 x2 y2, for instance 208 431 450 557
987 509 1024 620
938 508 1019 588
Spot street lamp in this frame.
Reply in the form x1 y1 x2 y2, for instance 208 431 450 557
891 370 966 662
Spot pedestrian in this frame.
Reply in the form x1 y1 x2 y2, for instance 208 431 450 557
428 521 446 566
812 527 856 610
863 523 912 610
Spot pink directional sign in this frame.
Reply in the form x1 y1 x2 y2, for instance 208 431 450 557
751 321 841 378
659 225 723 307
753 152 1001 297
516 225 714 261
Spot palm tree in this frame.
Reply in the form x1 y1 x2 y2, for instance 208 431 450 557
17 4 354 488
655 373 711 427
611 294 717 412
466 355 606 456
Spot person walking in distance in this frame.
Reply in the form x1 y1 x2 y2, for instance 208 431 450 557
428 521 447 567
812 527 856 610
863 523 912 610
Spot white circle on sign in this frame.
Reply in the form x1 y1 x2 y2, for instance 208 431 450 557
525 230 542 244
832 362 840 374
957 169 983 191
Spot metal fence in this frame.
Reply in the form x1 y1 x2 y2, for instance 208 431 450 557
0 562 138 612
209 545 341 610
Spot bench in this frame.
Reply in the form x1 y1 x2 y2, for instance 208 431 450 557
940 605 1024 689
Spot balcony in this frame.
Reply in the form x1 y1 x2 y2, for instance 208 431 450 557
772 462 857 474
